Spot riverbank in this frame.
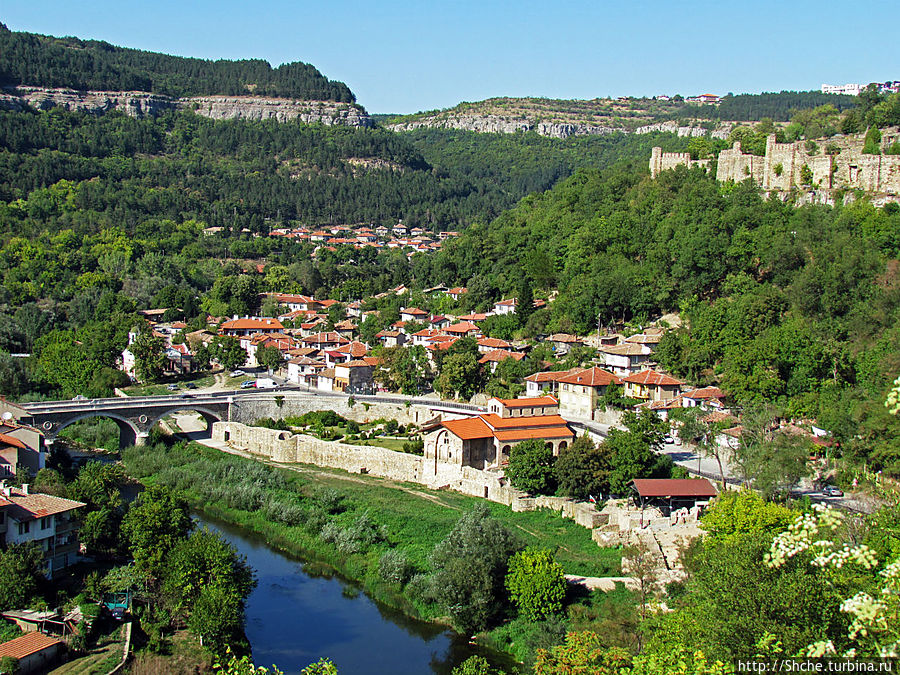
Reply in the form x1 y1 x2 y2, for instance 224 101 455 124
121 437 625 665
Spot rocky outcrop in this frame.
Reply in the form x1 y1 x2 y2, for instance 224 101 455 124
389 114 621 138
634 120 732 140
187 96 372 126
388 114 727 140
0 86 176 116
0 86 373 127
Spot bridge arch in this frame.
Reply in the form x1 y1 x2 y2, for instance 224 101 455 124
52 412 142 449
145 406 224 438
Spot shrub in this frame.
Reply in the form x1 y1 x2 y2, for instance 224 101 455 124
315 488 346 515
505 548 567 621
402 438 425 454
379 550 414 585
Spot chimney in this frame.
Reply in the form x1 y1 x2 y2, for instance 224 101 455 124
21 483 29 495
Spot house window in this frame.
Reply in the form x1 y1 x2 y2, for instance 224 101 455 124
18 521 30 535
41 517 51 530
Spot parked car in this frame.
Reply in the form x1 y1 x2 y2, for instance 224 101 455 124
166 384 179 391
663 435 674 444
823 485 844 497
230 370 246 377
184 382 197 389
255 378 278 389
240 380 256 389
71 394 88 400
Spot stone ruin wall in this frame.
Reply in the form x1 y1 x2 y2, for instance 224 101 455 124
649 146 711 178
653 130 900 197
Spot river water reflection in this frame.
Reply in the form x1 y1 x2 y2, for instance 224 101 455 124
198 515 517 675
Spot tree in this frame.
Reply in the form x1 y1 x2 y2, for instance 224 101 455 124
121 485 193 579
129 326 167 383
505 439 557 495
731 406 809 500
210 336 247 371
505 548 567 621
516 271 534 327
163 528 256 613
700 489 794 545
434 339 483 400
186 584 245 650
554 435 609 501
534 632 630 675
601 410 669 495
374 345 431 394
429 504 522 634
0 544 44 611
452 656 505 675
670 407 731 485
256 345 283 372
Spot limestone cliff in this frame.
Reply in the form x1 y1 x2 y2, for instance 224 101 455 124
0 86 373 127
388 112 729 140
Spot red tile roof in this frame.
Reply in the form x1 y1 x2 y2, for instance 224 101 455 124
335 341 368 358
480 414 569 429
492 396 558 408
478 337 512 349
445 321 480 334
0 631 62 660
623 370 683 387
478 349 524 363
3 488 85 521
0 433 26 449
557 367 620 387
525 369 580 383
632 479 717 498
221 318 284 331
441 417 494 440
548 333 583 343
493 426 573 442
683 387 727 400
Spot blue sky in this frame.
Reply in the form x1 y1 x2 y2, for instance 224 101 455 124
3 0 897 114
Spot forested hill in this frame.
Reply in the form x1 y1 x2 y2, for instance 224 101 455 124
0 105 692 232
0 23 355 102
423 166 900 471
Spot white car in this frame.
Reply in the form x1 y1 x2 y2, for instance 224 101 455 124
230 370 246 377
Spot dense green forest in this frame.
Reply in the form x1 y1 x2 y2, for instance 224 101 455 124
0 107 691 232
677 90 857 122
421 166 900 473
0 23 355 101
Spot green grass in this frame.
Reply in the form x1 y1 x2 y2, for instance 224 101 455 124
48 624 125 675
351 437 414 452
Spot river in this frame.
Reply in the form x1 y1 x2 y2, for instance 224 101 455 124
198 514 518 675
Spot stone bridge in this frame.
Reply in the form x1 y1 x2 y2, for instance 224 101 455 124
19 394 236 448
17 389 487 449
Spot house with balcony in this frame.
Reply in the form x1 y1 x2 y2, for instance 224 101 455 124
622 369 684 402
0 483 85 576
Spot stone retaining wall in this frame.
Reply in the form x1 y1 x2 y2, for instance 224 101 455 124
211 421 603 533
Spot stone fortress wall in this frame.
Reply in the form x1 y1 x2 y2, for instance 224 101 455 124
649 147 711 177
212 421 606 530
651 129 900 199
